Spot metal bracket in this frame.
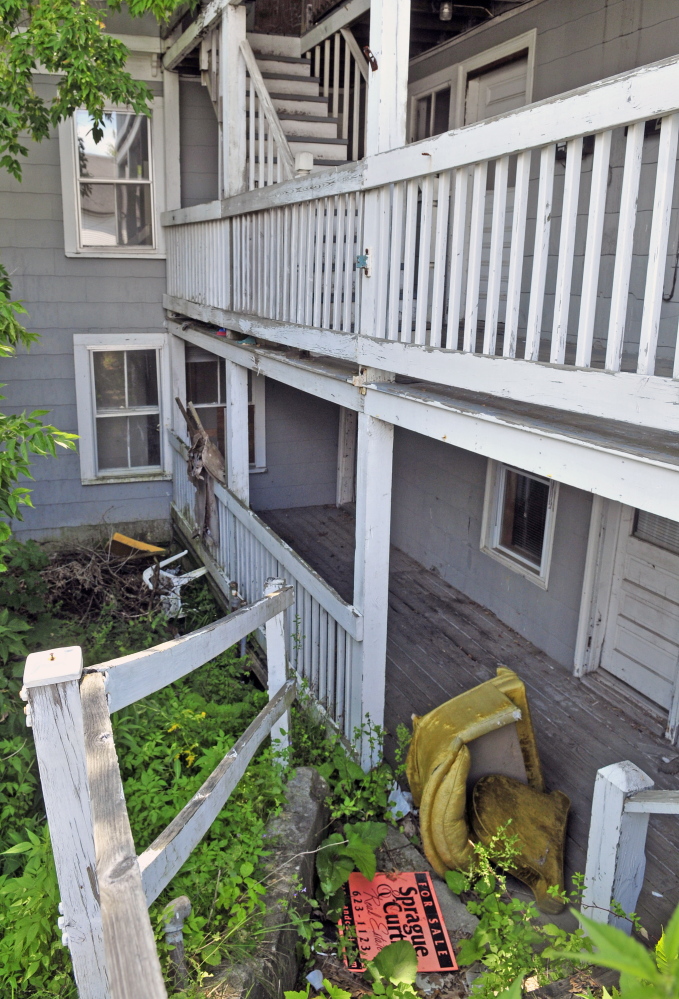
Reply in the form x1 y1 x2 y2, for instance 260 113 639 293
356 248 372 277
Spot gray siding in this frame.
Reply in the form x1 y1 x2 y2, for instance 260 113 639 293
390 428 591 669
0 76 171 545
180 79 219 208
250 381 339 510
409 0 679 96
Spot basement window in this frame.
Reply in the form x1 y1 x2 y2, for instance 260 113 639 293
184 345 267 471
481 461 559 587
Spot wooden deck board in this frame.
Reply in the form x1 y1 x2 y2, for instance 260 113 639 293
258 503 679 938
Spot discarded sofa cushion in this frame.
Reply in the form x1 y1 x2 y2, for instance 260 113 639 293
405 668 545 876
472 774 570 914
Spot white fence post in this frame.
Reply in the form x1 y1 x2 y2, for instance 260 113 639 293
264 577 290 751
23 647 109 998
225 359 250 505
221 3 247 198
582 760 655 932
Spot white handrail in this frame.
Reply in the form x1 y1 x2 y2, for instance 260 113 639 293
240 37 295 187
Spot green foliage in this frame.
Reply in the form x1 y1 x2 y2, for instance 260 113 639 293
0 539 48 614
444 825 591 997
284 941 420 999
541 904 679 999
316 821 388 897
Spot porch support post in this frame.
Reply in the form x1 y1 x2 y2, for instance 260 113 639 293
582 760 654 933
336 407 357 506
360 0 410 339
221 4 247 198
225 359 249 504
352 409 394 768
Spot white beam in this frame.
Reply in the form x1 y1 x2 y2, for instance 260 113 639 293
365 0 410 156
352 412 394 766
221 6 247 197
300 0 371 54
163 0 243 72
225 358 250 503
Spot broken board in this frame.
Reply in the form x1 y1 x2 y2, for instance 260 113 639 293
340 871 457 972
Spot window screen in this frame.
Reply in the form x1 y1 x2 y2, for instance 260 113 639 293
499 468 549 568
634 510 679 557
93 349 160 472
413 86 452 141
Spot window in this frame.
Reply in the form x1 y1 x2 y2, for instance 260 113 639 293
184 345 267 471
634 510 679 557
413 86 452 141
58 97 167 258
74 334 170 484
481 461 559 587
76 112 154 248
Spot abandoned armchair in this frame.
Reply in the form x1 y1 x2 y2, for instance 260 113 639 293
405 668 570 915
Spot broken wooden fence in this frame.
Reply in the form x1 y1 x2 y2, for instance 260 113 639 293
583 760 679 932
22 581 295 999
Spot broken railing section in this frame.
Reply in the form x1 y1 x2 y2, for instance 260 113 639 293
22 583 295 999
583 760 679 933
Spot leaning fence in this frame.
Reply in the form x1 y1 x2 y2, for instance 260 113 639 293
22 583 295 999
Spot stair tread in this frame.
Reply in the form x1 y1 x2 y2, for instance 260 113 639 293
254 54 311 65
261 71 321 82
277 113 339 123
288 135 347 145
268 92 328 104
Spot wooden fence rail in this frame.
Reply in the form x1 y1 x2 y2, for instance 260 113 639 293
23 583 295 999
582 760 679 932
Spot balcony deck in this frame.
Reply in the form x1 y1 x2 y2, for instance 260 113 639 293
260 502 679 940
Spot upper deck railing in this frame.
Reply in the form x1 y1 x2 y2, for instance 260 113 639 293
164 55 679 430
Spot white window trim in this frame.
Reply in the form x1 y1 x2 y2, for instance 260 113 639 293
480 459 559 589
408 29 536 138
73 332 172 485
59 97 167 259
250 372 267 473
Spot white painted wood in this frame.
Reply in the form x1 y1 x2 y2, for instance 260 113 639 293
362 385 679 523
415 174 435 346
638 113 679 375
339 26 369 82
80 672 167 998
386 182 404 339
550 136 583 364
166 309 679 435
225 359 250 503
352 412 394 764
524 144 555 362
503 149 530 357
582 761 654 932
364 0 410 157
445 166 470 349
337 407 358 505
24 645 83 687
98 589 294 713
463 161 489 353
666 659 679 744
573 494 606 677
300 0 370 53
400 179 419 342
429 170 452 348
264 578 290 751
241 39 295 185
26 673 109 998
575 129 612 367
163 69 181 211
139 679 296 904
624 790 679 814
605 122 644 371
163 0 243 71
221 6 247 198
483 155 509 356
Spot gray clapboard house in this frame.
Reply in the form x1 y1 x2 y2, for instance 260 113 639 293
3 0 679 935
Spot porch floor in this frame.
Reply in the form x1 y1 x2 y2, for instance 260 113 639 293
261 502 679 938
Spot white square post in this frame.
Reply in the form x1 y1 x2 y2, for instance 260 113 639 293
221 3 247 198
352 410 394 768
264 578 290 752
225 358 250 504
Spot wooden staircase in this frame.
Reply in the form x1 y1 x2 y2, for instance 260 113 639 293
247 32 349 169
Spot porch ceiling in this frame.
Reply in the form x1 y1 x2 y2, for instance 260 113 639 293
259 502 679 941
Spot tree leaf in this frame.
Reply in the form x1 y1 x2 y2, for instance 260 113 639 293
369 940 418 985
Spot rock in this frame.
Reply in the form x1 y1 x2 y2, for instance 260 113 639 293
210 766 329 999
377 827 479 940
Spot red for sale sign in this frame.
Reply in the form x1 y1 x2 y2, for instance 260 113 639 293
340 871 457 973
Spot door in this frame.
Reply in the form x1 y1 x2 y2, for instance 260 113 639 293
601 507 679 710
464 54 529 125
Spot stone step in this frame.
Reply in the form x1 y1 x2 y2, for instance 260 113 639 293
247 32 301 59
269 93 330 116
260 72 321 97
255 54 312 78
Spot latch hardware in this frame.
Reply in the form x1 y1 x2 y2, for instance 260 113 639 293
356 248 372 277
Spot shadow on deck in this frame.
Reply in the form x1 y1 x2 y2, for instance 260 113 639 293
260 503 679 939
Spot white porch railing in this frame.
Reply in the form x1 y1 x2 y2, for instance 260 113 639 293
242 39 295 189
22 587 294 999
583 760 679 933
165 55 679 383
302 26 369 162
170 434 364 740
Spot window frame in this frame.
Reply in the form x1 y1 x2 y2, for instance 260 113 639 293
480 459 559 589
73 333 172 484
59 97 167 259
